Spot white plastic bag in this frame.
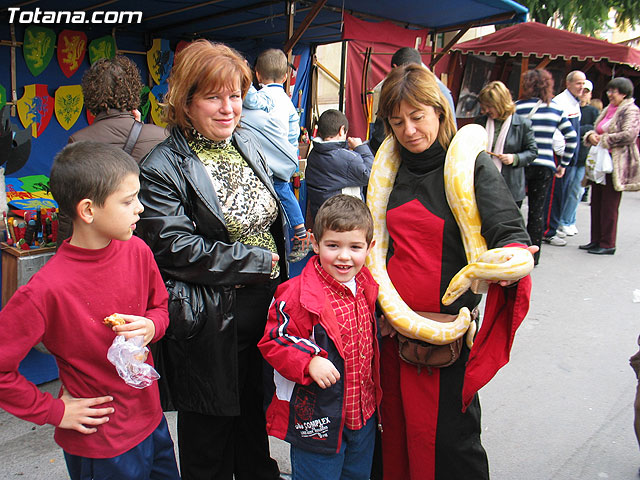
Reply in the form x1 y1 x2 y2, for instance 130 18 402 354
106 335 160 389
585 144 613 184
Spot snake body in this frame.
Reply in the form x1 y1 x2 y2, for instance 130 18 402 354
365 136 471 345
441 124 534 307
366 124 533 346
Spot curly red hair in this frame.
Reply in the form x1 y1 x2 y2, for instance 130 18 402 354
520 69 555 104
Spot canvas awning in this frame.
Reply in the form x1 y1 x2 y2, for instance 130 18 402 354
2 0 527 53
452 21 640 70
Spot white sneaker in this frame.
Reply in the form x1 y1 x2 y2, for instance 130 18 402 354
558 225 575 236
543 235 567 246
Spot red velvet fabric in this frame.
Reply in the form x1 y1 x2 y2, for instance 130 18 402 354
342 13 428 47
380 338 439 480
461 273 532 412
386 199 444 312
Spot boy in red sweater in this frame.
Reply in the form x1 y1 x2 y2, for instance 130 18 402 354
0 142 179 479
259 194 380 480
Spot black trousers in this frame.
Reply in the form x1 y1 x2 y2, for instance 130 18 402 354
177 280 281 480
525 165 554 264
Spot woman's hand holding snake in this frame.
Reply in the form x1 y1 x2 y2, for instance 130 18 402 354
442 124 534 308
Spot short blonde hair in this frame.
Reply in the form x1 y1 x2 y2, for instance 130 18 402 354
163 40 252 132
477 81 516 120
378 64 456 150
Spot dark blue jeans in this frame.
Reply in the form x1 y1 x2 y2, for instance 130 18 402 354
64 416 180 480
290 416 376 480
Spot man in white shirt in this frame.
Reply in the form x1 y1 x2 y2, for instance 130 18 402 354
543 70 585 244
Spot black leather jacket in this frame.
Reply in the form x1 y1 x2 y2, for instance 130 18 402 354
137 126 288 415
475 113 538 202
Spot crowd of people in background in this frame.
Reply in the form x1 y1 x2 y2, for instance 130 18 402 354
471 68 639 263
1 39 639 480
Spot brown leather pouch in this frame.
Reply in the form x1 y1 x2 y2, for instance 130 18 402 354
396 311 472 372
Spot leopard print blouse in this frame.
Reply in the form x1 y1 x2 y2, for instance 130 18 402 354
190 133 280 278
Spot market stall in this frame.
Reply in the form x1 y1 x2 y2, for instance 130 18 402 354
0 0 528 382
445 21 640 124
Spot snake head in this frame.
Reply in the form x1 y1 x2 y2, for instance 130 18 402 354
441 266 473 306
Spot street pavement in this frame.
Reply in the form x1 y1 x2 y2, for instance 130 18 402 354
1 192 639 479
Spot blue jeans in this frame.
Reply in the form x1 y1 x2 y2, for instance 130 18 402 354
559 165 585 227
274 179 305 227
290 417 375 480
64 416 180 480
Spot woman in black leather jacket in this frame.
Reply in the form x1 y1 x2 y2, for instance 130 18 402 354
137 40 287 480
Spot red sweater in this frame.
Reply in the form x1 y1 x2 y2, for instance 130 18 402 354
0 236 169 458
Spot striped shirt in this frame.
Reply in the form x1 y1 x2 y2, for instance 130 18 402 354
515 98 577 171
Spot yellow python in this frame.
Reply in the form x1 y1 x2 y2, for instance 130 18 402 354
366 124 533 347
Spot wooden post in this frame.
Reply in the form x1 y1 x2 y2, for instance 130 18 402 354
338 40 346 112
284 0 295 93
429 27 469 69
430 31 437 66
518 55 529 99
10 24 17 116
283 0 327 54
536 56 551 70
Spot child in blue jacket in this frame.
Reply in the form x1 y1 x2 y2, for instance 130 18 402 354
305 109 374 226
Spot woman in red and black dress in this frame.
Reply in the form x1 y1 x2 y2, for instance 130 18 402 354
374 64 535 480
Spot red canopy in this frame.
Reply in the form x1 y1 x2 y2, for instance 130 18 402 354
452 22 640 70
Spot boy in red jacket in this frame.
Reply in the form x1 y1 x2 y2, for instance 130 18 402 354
259 194 380 480
0 142 179 479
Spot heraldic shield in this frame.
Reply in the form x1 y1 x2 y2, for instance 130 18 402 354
23 26 56 77
140 85 151 122
150 85 168 128
147 38 174 85
89 35 116 65
17 84 54 138
57 30 87 78
55 85 83 130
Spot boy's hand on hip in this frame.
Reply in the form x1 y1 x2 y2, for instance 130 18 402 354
59 387 114 434
111 314 156 346
309 356 340 389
